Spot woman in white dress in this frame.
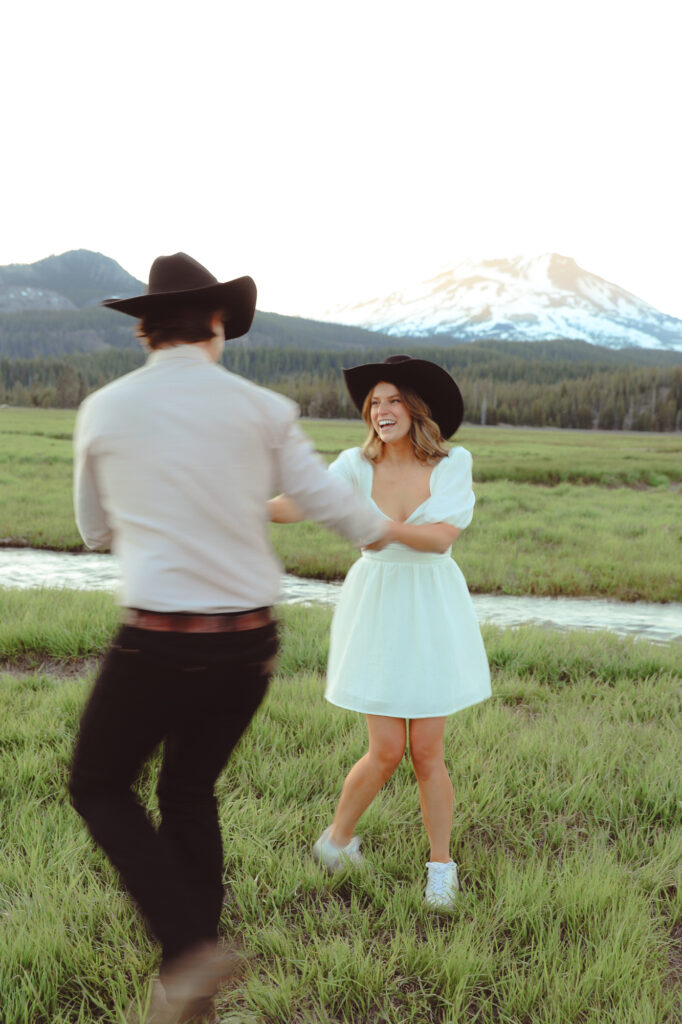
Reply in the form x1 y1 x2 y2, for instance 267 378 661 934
270 355 491 908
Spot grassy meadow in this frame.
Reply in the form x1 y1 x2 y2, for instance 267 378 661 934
1 593 681 1024
1 407 681 1021
1 407 681 601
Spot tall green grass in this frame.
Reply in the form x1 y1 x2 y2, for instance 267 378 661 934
0 588 119 664
1 598 680 1022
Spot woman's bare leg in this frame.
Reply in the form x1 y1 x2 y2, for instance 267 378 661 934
409 717 453 863
329 715 406 847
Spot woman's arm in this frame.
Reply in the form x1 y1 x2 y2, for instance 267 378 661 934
268 494 305 523
365 521 460 554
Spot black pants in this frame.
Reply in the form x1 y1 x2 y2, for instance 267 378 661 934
69 621 278 966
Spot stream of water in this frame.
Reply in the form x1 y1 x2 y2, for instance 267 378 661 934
1 547 680 644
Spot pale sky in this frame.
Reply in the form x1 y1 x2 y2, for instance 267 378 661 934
2 0 681 319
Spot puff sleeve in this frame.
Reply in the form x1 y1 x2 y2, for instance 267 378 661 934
328 447 362 490
427 447 476 529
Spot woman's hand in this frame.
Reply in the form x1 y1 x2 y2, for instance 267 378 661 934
365 520 460 553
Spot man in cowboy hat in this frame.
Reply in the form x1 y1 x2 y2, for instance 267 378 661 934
68 253 391 1023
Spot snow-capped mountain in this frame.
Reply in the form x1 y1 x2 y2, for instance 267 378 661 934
321 254 682 352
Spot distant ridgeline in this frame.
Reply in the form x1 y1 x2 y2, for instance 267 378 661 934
1 321 680 431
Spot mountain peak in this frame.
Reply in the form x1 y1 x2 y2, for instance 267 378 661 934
0 249 145 310
320 254 682 352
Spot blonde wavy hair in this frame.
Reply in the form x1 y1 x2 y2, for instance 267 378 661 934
361 382 449 464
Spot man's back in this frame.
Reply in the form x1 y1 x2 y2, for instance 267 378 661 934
75 345 304 612
75 344 383 614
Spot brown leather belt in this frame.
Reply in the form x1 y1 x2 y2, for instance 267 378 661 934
123 607 273 634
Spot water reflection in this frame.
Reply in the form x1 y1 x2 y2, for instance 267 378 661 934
1 547 680 644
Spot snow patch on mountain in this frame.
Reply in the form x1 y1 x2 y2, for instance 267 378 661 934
321 254 682 352
0 285 77 313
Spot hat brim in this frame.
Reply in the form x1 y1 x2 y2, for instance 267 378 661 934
101 276 257 341
342 358 463 439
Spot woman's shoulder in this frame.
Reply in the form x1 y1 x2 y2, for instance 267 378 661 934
428 446 473 494
340 445 364 459
332 446 366 468
446 444 471 460
437 445 472 471
329 446 370 483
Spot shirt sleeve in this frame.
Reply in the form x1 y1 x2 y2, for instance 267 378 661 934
73 399 114 550
426 447 476 529
275 429 383 547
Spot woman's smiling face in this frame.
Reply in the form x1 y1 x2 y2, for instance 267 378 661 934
370 381 412 444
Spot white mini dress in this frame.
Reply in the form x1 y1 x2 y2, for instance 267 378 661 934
325 446 491 719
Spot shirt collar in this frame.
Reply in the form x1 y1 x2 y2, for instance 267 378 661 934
146 344 214 367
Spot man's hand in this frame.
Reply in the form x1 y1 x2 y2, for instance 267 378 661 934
268 494 304 523
363 522 398 551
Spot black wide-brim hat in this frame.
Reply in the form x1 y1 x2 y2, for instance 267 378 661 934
101 252 257 341
343 354 464 439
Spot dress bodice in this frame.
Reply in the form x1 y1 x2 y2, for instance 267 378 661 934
328 446 475 530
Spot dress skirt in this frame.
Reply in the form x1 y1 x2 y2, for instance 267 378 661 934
325 546 492 719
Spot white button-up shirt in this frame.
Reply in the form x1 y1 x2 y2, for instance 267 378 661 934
73 345 383 612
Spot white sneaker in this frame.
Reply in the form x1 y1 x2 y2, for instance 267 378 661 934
424 861 459 909
312 826 364 872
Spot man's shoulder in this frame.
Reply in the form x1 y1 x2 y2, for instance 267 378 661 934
222 369 298 420
77 362 300 437
77 365 148 415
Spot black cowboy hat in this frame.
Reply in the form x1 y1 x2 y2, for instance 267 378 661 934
343 354 464 439
101 252 257 341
